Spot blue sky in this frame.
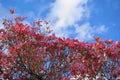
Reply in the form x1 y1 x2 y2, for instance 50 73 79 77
0 0 120 42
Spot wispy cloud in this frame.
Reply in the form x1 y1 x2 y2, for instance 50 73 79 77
75 23 108 41
48 0 88 27
47 0 108 41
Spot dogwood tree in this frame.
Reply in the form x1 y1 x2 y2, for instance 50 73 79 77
0 10 120 80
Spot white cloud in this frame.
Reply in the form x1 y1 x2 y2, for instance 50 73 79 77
96 25 108 34
47 0 108 41
48 0 88 28
75 23 108 41
47 0 89 37
75 23 94 41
